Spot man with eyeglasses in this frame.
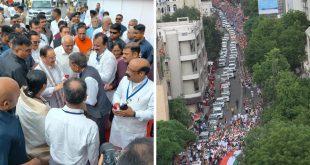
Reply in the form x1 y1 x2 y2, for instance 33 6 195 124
35 45 64 108
110 58 154 149
0 34 32 87
54 35 79 78
107 23 125 52
29 30 41 64
115 14 127 37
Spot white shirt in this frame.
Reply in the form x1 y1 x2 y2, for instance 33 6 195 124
79 73 99 106
50 18 63 36
45 105 99 165
92 27 110 40
16 89 49 154
88 50 116 84
54 45 79 78
0 3 9 17
31 48 40 63
40 33 49 46
84 10 91 27
110 77 154 148
8 6 15 17
35 61 64 108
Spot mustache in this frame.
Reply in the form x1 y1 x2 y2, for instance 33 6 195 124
125 73 130 78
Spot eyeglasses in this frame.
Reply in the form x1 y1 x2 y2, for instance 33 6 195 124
110 31 118 34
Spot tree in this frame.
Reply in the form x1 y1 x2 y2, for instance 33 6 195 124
241 0 258 18
168 97 192 127
160 6 200 22
240 121 310 165
252 48 290 86
157 120 197 165
203 15 222 62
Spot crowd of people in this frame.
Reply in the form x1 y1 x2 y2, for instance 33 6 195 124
177 94 263 165
0 0 154 164
176 1 266 164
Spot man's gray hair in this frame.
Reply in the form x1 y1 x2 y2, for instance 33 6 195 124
69 52 88 68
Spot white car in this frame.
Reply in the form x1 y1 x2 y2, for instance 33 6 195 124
221 95 230 102
221 74 229 82
208 115 218 126
221 90 231 96
213 101 225 108
212 110 224 119
228 63 236 72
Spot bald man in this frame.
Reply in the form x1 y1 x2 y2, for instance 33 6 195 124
110 58 154 149
54 35 80 78
0 77 41 164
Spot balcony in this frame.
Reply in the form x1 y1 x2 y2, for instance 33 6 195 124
183 91 201 99
182 72 199 80
180 54 198 61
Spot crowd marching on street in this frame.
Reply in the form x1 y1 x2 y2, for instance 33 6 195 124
176 1 264 165
0 0 154 164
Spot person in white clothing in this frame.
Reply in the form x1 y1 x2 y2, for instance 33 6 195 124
110 58 154 149
54 35 79 78
45 78 99 165
29 18 49 46
35 45 65 108
121 18 138 42
88 32 116 84
16 70 49 156
92 15 111 40
29 31 41 64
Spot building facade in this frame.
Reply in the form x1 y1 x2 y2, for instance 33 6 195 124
156 0 202 20
285 0 310 20
157 17 208 105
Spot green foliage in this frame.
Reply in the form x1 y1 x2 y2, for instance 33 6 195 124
240 121 310 165
252 48 290 86
157 120 197 165
203 15 222 62
241 0 258 18
245 11 309 70
160 6 200 22
168 97 191 127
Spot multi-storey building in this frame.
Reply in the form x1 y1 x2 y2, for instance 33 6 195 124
157 17 208 108
156 0 202 20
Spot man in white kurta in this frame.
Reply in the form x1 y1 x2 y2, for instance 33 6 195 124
35 46 65 108
110 58 153 149
54 35 79 78
88 32 117 85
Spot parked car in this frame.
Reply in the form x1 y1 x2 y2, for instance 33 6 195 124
212 110 224 119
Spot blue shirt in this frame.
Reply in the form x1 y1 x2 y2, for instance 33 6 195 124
0 110 29 165
139 39 153 64
87 26 99 39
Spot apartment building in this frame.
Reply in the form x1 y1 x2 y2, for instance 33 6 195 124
157 17 208 106
156 0 202 20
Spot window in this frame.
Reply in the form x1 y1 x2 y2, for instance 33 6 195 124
162 8 164 13
173 4 177 11
194 79 199 91
190 40 195 52
192 60 198 72
167 5 170 12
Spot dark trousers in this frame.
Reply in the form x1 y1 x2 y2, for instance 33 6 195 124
86 114 110 145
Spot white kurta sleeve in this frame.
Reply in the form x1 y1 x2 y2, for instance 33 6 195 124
84 77 99 106
113 77 126 104
42 87 55 98
135 92 154 121
99 57 116 84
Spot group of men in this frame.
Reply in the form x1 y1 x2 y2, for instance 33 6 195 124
0 1 154 164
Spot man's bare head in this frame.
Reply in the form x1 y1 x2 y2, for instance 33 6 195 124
0 77 20 111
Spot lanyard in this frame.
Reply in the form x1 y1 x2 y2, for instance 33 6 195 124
126 79 148 102
62 109 84 115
